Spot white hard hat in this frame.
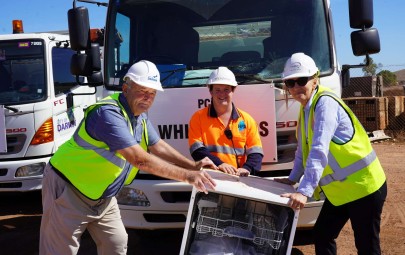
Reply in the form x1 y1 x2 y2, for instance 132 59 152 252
282 53 319 80
123 60 163 91
207 66 238 87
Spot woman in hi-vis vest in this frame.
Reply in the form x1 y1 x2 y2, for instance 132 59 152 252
275 53 387 255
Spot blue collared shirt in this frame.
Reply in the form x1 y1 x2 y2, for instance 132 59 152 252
289 89 354 197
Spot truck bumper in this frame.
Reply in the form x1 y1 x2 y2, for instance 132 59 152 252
118 179 323 230
0 157 49 192
118 179 192 229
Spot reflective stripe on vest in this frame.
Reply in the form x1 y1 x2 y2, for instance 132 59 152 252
73 131 126 168
201 144 263 155
125 120 148 185
319 150 377 186
206 145 245 155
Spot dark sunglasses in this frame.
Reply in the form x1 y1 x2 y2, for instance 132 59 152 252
284 77 310 88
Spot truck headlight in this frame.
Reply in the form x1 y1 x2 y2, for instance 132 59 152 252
15 162 46 177
116 187 151 207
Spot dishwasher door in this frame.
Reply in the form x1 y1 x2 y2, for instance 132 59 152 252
180 171 299 255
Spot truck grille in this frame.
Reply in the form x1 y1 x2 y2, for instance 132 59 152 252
0 182 23 188
0 168 7 176
0 134 27 155
143 213 187 223
161 191 192 203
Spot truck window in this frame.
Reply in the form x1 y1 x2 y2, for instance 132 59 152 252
0 39 47 105
105 0 330 89
52 47 83 95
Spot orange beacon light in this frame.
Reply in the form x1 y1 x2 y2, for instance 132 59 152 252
13 20 24 34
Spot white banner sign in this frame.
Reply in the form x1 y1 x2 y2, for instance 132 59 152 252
148 84 277 162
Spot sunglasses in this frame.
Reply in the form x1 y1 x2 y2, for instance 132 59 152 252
284 77 310 88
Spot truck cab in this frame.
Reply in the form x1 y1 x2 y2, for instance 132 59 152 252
68 0 380 229
0 21 102 191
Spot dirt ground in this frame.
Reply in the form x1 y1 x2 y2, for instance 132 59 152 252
0 140 404 255
294 140 405 255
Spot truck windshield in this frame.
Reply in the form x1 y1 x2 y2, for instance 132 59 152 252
105 0 331 89
0 39 47 105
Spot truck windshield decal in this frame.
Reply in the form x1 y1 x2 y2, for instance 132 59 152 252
18 42 29 48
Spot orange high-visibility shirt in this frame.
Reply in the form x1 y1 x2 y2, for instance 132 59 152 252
189 104 263 168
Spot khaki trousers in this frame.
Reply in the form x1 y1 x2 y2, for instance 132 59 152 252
39 164 128 255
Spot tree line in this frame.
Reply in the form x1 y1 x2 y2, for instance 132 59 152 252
361 57 399 87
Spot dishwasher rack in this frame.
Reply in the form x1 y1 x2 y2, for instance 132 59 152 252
194 194 289 250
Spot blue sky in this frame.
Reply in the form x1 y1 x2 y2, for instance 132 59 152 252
1 0 404 71
331 0 405 71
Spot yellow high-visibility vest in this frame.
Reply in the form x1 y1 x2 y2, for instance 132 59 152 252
50 93 148 200
299 85 386 206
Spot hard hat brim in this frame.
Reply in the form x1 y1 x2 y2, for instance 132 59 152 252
282 71 317 80
207 79 238 87
124 74 164 91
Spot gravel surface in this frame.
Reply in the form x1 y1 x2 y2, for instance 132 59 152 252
0 141 403 255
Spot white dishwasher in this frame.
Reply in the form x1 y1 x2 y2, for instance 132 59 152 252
180 170 299 255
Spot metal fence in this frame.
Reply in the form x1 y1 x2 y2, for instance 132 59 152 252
341 65 405 141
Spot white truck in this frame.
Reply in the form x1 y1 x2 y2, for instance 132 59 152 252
67 0 380 229
0 20 104 191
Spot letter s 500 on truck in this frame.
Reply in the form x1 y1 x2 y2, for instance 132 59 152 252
68 0 380 229
0 20 104 191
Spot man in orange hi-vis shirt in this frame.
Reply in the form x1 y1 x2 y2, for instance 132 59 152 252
188 67 263 177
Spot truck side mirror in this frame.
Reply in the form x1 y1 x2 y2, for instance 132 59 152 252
89 43 101 71
68 5 104 86
71 53 93 76
349 0 373 29
348 0 380 57
70 43 102 76
87 72 104 86
68 7 91 51
351 28 380 56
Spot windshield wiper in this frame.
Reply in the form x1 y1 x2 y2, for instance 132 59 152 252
234 73 273 84
77 0 108 7
159 64 280 86
161 68 187 83
4 105 19 113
